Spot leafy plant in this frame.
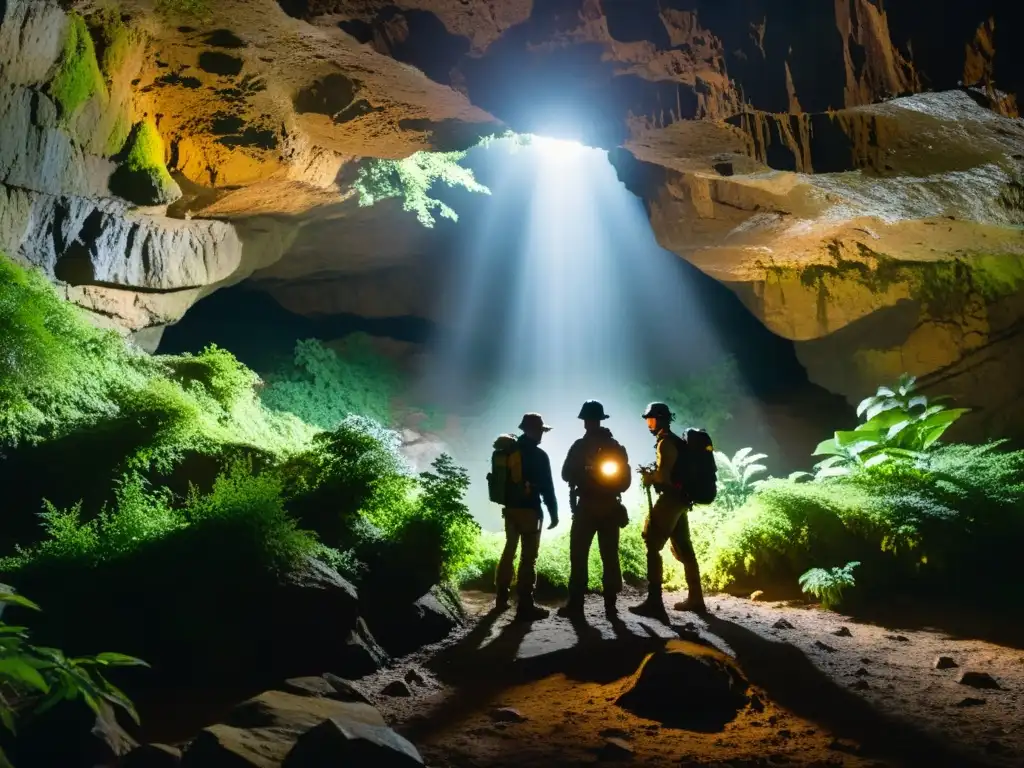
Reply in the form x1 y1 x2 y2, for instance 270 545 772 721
353 151 490 227
715 447 768 511
413 454 480 581
812 374 970 478
0 591 146 768
798 561 860 610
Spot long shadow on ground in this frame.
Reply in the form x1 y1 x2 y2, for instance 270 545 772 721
702 615 999 768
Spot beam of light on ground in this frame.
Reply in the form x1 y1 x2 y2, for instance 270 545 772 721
422 136 758 530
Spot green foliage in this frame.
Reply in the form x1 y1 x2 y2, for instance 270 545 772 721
113 120 178 204
0 590 146 767
813 374 969 478
91 7 138 83
0 253 314 475
48 13 107 120
261 337 402 430
714 447 768 512
353 151 490 227
798 561 860 610
412 454 480 581
104 110 132 157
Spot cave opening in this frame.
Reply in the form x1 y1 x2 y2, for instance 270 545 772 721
159 135 852 529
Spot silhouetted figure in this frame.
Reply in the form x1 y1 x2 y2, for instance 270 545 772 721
558 400 631 619
630 402 707 622
493 413 559 622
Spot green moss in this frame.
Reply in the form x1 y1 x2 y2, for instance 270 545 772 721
48 13 107 120
105 109 132 157
93 9 137 83
155 0 211 18
110 120 181 205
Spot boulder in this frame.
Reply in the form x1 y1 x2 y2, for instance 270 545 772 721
180 690 391 767
362 584 464 657
279 674 372 705
957 671 1002 690
615 640 749 731
2 699 137 768
282 716 424 767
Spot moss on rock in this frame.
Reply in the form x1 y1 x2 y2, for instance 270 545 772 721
48 13 107 121
110 120 182 206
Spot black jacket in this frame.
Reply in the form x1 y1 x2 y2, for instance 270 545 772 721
516 435 558 517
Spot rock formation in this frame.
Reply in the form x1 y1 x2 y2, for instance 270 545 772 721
2 0 1024 436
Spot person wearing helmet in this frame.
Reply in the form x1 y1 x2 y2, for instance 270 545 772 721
494 412 560 622
630 402 707 621
557 400 631 619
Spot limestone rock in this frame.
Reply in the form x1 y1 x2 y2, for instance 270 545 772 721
280 674 372 705
616 640 749 729
934 656 959 670
0 0 69 86
957 671 1002 690
181 691 391 767
282 714 424 767
362 584 464 657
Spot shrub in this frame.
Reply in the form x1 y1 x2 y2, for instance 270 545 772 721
353 151 490 227
261 337 403 430
0 590 145 766
410 454 480 581
627 357 744 436
714 447 768 512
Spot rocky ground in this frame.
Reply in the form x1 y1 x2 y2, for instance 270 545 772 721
352 589 1023 767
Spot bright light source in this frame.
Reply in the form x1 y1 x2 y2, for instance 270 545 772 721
530 135 587 158
600 460 620 477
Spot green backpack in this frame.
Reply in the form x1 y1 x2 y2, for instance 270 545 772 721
487 434 526 506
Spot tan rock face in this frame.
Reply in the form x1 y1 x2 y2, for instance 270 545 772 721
4 0 1024 440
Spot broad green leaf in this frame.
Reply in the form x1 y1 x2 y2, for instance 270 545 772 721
856 394 882 418
787 471 813 483
0 626 28 636
732 447 753 463
908 395 928 410
741 463 767 483
864 398 900 421
813 455 844 470
847 440 882 458
0 657 50 694
897 374 917 396
835 430 883 448
0 705 15 735
919 407 970 430
860 409 907 431
919 424 954 451
0 593 41 612
745 453 768 465
874 386 896 398
94 652 149 668
885 419 912 442
0 743 14 768
862 453 890 469
812 438 841 457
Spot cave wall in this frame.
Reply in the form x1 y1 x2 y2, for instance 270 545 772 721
3 0 1024 438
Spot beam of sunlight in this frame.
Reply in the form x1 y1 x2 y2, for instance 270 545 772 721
422 135 761 530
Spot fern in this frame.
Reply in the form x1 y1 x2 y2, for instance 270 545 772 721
798 561 860 610
715 447 768 511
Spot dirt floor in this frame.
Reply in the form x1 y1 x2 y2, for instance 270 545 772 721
354 589 1022 767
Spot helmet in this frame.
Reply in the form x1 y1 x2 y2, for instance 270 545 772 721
642 402 673 421
518 412 552 432
577 400 609 421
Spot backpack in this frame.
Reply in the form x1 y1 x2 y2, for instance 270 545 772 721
588 439 631 496
487 434 525 506
670 428 718 505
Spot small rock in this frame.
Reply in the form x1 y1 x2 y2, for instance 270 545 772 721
957 671 1001 690
600 738 634 760
599 728 631 740
380 680 411 698
489 707 527 723
884 634 910 643
850 680 870 691
933 656 958 670
955 697 986 707
828 738 860 754
853 667 870 677
404 670 426 687
772 619 794 630
120 743 182 768
832 626 852 637
814 641 837 653
749 590 765 601
282 716 423 767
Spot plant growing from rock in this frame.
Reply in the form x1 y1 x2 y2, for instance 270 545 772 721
798 561 860 610
47 13 107 120
353 151 490 227
812 374 969 478
0 591 146 767
714 447 768 512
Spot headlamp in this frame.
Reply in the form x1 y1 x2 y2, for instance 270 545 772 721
600 460 620 477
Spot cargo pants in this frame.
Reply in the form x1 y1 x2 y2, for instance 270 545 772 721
642 491 703 596
567 499 624 599
495 507 543 601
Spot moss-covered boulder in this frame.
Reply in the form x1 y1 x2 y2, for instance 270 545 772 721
110 120 182 206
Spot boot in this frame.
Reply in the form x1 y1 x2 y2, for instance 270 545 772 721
495 586 510 612
557 594 585 619
604 594 618 617
628 584 668 622
514 598 550 623
667 598 708 618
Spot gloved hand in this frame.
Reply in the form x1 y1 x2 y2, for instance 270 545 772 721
547 512 559 530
